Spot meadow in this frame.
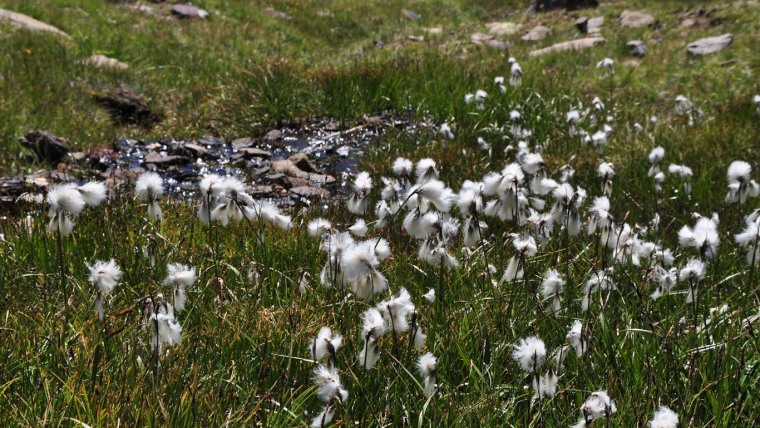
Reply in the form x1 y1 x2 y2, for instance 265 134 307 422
1 0 759 427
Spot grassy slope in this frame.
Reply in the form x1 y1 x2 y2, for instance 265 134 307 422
0 0 759 427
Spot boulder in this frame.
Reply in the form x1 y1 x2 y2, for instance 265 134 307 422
529 37 606 57
686 33 732 55
626 40 648 57
0 8 71 38
522 25 551 41
619 10 655 28
19 130 70 164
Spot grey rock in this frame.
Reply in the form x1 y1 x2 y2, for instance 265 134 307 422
529 36 606 57
290 186 330 198
179 143 209 158
264 129 283 141
171 4 209 19
486 22 521 36
401 9 421 21
238 147 272 159
486 40 509 50
627 40 648 57
619 10 655 28
265 7 292 20
522 25 551 41
19 130 70 164
0 8 71 38
85 55 129 70
588 16 604 34
231 137 255 149
144 152 189 166
687 33 733 55
470 32 493 45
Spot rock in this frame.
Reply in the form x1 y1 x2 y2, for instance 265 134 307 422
623 60 640 67
283 176 309 188
288 153 318 173
522 25 551 41
681 18 697 28
179 143 209 158
144 152 189 166
424 27 443 35
408 35 424 42
264 129 283 141
238 147 272 159
587 16 604 34
686 33 732 55
529 36 606 57
172 4 209 19
271 159 310 179
265 7 292 20
486 22 521 36
231 137 255 149
486 40 509 50
401 9 421 21
86 54 129 70
626 40 647 57
574 17 589 33
619 10 655 28
123 4 156 15
19 130 70 164
290 186 330 198
470 32 494 45
199 135 224 146
0 8 71 38
92 86 162 127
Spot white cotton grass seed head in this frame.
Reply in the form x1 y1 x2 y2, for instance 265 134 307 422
88 259 122 296
727 160 752 183
423 288 435 303
313 364 348 404
417 352 437 397
135 172 164 201
392 157 413 177
310 326 343 362
308 218 332 238
649 406 679 428
578 390 617 425
48 184 86 216
416 158 438 183
77 181 107 207
512 336 546 373
348 219 368 237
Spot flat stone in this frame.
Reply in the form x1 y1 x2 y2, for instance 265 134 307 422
626 40 647 57
238 147 272 159
271 159 310 179
19 130 70 164
283 176 309 188
231 137 255 149
522 25 551 41
486 40 509 50
86 54 129 70
144 152 189 166
0 8 71 38
408 35 424 42
619 10 654 28
424 27 443 35
265 7 292 20
172 4 209 19
470 32 494 45
264 129 282 141
179 143 209 157
588 16 604 34
288 153 318 173
401 9 421 21
290 186 330 198
687 33 732 55
486 21 521 36
529 36 606 57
